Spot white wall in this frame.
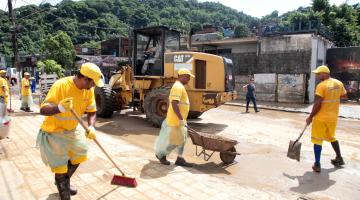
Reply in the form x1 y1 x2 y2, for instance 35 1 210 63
309 35 333 103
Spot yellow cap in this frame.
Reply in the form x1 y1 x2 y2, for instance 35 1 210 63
178 68 195 78
80 62 104 87
312 65 330 74
24 72 30 76
0 70 6 74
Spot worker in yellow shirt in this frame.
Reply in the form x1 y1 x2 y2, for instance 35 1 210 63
306 65 347 173
0 70 9 105
36 63 103 200
154 68 194 167
20 72 33 112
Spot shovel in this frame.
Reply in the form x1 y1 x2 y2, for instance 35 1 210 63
287 124 308 162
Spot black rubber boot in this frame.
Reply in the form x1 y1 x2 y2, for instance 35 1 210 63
312 163 321 173
156 154 170 165
67 161 79 195
175 157 193 167
55 174 71 200
330 141 344 166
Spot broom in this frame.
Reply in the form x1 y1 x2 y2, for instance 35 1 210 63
70 109 137 187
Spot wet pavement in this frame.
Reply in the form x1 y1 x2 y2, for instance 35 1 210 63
1 92 359 200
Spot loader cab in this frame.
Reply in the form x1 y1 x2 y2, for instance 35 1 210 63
133 26 180 76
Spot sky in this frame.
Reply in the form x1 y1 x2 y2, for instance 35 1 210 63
2 0 359 18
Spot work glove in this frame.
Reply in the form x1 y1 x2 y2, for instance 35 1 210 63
179 120 187 127
4 92 9 97
86 126 96 140
58 97 73 113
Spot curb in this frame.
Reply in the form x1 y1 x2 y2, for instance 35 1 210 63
225 103 360 120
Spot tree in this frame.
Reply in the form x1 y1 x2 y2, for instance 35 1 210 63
312 0 330 12
37 60 64 77
234 24 250 38
42 31 76 69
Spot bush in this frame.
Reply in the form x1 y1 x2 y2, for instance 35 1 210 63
37 60 64 77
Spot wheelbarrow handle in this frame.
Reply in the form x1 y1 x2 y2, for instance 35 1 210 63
185 125 197 134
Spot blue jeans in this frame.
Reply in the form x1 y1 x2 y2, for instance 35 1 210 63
246 96 258 111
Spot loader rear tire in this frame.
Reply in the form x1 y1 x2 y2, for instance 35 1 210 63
144 86 171 127
95 86 116 118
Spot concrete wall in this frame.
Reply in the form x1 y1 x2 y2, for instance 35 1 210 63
260 34 313 52
231 43 257 53
235 73 306 103
278 74 306 103
202 33 333 103
254 74 277 102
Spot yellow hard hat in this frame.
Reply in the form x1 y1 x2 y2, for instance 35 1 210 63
80 62 104 87
24 72 30 76
178 68 195 78
312 65 330 74
0 70 6 74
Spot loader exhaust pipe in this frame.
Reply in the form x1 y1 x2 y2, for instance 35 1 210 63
187 28 194 51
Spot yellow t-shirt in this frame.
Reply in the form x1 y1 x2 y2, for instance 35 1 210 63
166 81 190 126
0 77 9 97
40 76 97 133
314 78 346 122
21 78 31 96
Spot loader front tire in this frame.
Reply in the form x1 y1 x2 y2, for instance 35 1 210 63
144 86 171 127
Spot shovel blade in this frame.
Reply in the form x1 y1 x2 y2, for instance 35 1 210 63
287 140 301 162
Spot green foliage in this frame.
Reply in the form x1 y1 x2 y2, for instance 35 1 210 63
312 0 330 12
42 31 76 69
36 60 64 77
81 40 100 49
0 0 358 58
234 24 250 38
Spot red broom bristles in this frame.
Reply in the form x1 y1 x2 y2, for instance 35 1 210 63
111 175 137 187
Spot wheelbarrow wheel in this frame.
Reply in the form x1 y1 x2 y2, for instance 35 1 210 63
220 147 237 164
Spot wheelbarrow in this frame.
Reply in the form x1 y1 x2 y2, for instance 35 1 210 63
186 126 240 164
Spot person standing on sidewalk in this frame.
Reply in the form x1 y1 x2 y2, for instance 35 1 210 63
242 77 259 113
20 72 33 112
154 68 194 167
306 65 347 173
0 70 9 106
37 63 103 200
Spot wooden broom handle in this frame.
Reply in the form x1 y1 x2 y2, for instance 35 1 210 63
70 109 125 176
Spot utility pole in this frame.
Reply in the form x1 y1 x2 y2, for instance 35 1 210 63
7 0 18 112
8 0 20 73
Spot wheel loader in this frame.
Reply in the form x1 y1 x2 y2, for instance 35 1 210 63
95 26 237 126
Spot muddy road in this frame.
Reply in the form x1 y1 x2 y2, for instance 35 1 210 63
95 105 360 200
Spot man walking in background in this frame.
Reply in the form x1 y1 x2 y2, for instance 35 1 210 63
306 65 347 173
20 72 33 112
